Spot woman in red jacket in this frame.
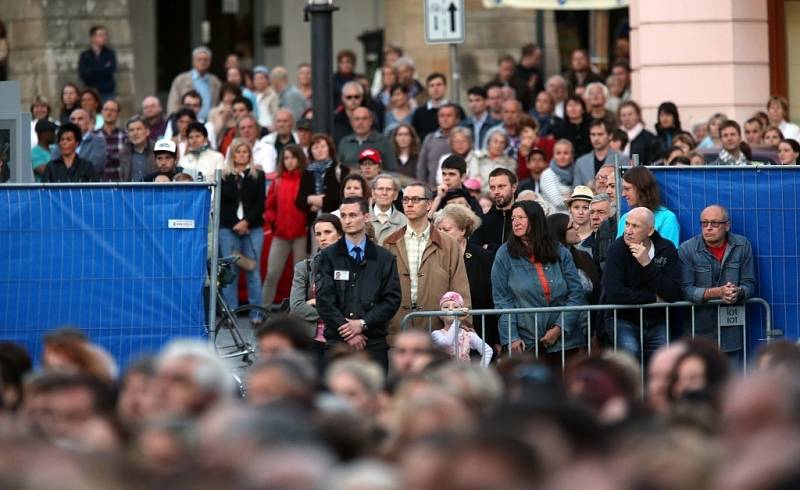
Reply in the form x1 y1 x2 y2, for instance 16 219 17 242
262 144 308 307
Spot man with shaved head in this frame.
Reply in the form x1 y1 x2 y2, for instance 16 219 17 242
679 204 755 361
337 107 397 170
603 206 682 364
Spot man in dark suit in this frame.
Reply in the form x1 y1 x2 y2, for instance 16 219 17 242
315 197 402 370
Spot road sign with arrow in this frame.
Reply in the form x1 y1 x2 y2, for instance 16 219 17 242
424 0 465 44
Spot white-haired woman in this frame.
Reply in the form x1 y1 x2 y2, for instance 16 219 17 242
219 138 266 320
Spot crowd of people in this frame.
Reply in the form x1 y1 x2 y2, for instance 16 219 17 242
1 23 798 488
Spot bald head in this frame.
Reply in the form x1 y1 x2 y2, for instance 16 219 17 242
350 107 373 136
274 108 294 135
702 204 729 221
624 207 655 245
68 108 91 133
141 96 162 119
629 207 654 228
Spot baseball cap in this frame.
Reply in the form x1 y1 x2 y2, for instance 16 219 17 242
153 139 177 155
565 185 594 205
253 65 270 75
358 148 382 165
296 118 312 131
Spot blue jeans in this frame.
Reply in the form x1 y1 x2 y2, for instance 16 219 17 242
605 318 668 366
218 227 263 313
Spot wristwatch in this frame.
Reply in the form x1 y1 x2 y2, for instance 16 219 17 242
359 320 368 331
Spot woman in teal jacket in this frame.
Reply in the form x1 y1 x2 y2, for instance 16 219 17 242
491 201 586 358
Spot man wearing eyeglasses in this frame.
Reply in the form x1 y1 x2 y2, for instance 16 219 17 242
678 205 756 359
383 183 471 345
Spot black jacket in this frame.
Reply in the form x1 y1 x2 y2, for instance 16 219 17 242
41 156 98 183
553 117 592 157
464 243 498 345
470 205 512 253
219 168 266 229
629 129 663 165
295 163 350 222
315 237 401 347
78 46 117 95
602 230 682 327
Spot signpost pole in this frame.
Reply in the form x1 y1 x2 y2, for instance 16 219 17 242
449 43 460 105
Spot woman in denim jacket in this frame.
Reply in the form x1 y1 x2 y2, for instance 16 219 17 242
491 201 586 360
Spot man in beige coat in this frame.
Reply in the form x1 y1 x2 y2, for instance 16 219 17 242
383 182 471 345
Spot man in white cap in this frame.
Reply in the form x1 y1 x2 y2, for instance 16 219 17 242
144 139 183 181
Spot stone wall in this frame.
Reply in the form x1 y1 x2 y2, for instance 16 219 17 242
1 0 136 116
384 0 541 101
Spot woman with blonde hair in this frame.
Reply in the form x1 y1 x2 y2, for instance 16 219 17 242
219 138 266 319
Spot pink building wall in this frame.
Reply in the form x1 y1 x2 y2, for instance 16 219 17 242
630 0 769 132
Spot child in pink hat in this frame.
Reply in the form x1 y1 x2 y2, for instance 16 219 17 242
432 291 493 366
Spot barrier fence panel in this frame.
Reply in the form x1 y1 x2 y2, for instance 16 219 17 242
649 167 800 348
0 183 212 368
401 298 772 383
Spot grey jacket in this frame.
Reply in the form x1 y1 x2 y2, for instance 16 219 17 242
337 131 398 171
368 206 408 246
118 139 156 182
416 130 452 186
289 258 319 337
573 149 629 188
678 232 756 350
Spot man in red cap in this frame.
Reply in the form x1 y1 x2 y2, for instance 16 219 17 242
358 147 383 187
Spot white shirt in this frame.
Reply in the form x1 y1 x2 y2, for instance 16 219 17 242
779 120 800 143
225 139 277 174
372 203 394 223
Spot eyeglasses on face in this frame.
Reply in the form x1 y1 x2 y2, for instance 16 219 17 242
700 220 728 228
344 95 362 100
402 197 429 204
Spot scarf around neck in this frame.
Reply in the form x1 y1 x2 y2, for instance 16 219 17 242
308 159 333 194
549 159 574 187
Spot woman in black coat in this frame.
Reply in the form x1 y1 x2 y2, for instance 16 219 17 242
553 95 592 158
618 100 663 165
433 203 499 352
296 133 350 223
219 138 267 318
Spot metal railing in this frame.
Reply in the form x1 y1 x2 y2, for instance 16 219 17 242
401 298 773 383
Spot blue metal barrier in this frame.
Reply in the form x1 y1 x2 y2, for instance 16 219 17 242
0 183 213 368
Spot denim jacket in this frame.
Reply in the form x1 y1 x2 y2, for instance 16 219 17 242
678 232 756 350
491 243 586 352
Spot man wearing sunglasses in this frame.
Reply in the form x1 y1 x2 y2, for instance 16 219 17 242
678 204 756 361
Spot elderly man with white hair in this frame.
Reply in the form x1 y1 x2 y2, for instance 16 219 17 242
584 81 616 126
545 75 569 118
167 46 222 121
155 339 236 418
602 206 683 365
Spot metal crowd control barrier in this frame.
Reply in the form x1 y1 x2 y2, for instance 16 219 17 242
401 298 772 385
